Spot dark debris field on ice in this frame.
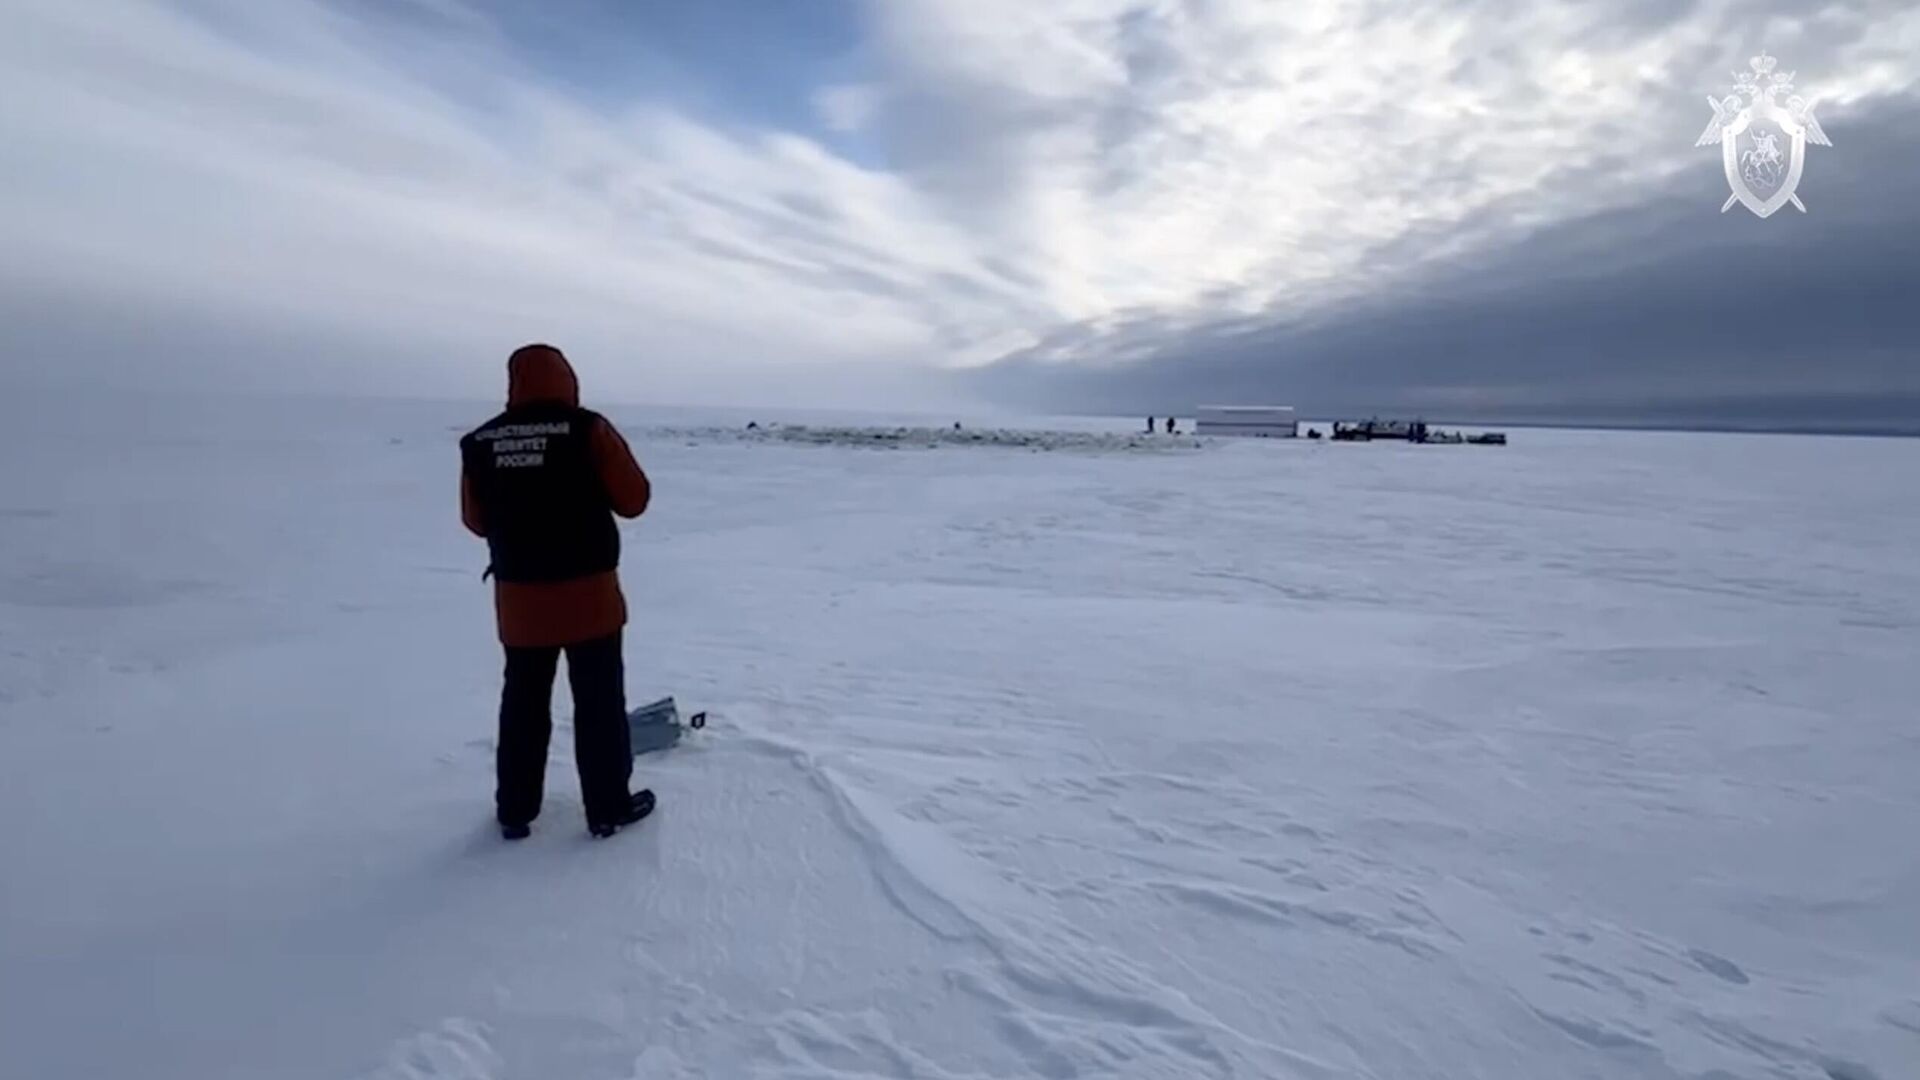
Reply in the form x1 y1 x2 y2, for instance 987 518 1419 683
654 421 1207 454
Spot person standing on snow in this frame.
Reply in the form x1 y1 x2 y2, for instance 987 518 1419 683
460 343 655 840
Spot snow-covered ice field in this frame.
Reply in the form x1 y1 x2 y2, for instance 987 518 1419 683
2 396 1917 1080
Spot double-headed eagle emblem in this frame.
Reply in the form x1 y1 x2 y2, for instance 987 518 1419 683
1696 51 1831 217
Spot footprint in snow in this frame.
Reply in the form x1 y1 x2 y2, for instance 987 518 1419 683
1686 947 1751 985
1881 1000 1920 1034
369 1018 501 1080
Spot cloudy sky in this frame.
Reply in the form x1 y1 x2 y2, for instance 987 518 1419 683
2 0 1917 428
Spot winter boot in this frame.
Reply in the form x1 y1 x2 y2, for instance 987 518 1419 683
588 789 656 838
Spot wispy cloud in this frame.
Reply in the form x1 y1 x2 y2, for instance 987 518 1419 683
863 0 1918 320
1 0 1916 415
0 0 1017 401
815 83 883 134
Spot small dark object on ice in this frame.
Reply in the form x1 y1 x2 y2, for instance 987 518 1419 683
589 789 656 838
627 695 706 755
501 822 531 841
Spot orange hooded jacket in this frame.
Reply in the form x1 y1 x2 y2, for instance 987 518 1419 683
461 344 651 648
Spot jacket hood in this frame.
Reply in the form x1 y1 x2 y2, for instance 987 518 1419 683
506 343 580 407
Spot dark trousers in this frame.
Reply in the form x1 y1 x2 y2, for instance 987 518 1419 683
497 631 633 828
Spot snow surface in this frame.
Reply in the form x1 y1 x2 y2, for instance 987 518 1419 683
2 396 1917 1080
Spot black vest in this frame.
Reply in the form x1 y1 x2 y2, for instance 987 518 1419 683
460 403 619 583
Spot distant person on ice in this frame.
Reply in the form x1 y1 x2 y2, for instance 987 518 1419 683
459 344 656 840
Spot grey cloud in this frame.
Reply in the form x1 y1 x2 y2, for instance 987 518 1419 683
967 97 1920 434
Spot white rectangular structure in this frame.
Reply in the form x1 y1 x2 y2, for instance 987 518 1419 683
1193 405 1298 438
